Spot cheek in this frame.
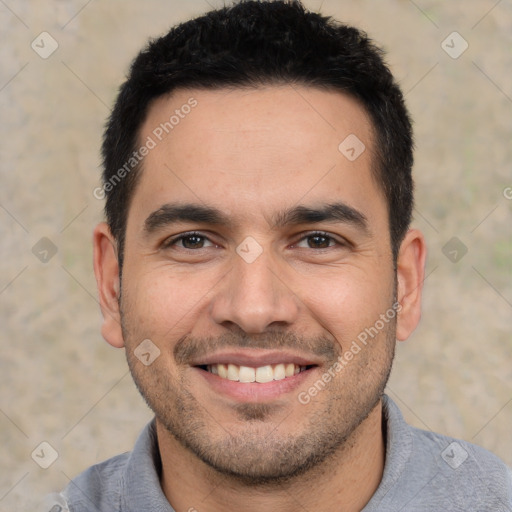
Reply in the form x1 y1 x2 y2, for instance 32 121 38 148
123 274 190 338
297 266 395 345
120 268 210 342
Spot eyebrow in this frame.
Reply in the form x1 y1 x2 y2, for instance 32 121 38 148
144 204 231 234
143 201 370 235
270 203 369 233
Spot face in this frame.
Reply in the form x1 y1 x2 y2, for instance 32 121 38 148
95 85 423 484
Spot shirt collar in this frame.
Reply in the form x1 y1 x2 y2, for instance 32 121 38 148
362 394 413 509
122 418 176 512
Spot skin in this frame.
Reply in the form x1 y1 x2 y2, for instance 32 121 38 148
93 85 426 512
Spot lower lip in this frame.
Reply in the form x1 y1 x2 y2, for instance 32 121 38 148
195 367 317 402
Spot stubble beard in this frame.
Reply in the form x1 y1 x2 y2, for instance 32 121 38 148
122 307 396 486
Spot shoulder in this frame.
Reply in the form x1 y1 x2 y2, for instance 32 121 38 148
374 395 512 510
55 419 161 512
61 451 130 511
411 423 510 474
408 422 512 507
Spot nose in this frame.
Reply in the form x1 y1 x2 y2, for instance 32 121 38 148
209 249 300 334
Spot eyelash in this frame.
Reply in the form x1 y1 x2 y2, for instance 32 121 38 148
162 231 345 250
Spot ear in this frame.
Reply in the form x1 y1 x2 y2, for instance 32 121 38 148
93 222 125 348
395 228 427 341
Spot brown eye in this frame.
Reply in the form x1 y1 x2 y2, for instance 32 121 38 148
295 232 340 249
181 235 206 249
164 232 214 250
307 234 333 249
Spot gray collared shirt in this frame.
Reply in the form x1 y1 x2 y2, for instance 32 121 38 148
49 395 512 511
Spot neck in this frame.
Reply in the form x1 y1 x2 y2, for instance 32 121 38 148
157 400 385 512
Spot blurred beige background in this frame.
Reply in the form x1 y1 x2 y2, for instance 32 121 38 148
1 0 511 510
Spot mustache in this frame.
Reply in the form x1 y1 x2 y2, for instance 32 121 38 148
174 331 341 365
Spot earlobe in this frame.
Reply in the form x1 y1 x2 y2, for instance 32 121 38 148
93 222 125 348
395 228 427 342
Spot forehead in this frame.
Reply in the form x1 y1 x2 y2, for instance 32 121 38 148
131 85 385 228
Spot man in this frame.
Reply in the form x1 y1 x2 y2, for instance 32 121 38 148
54 1 512 510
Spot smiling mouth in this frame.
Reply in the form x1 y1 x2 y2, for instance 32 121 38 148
197 363 316 383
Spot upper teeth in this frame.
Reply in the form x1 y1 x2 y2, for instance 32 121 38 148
207 363 305 383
